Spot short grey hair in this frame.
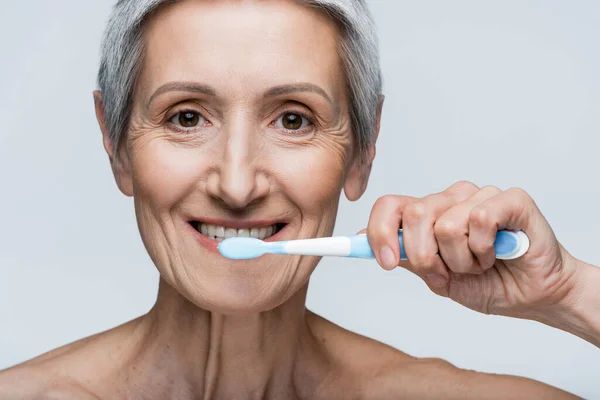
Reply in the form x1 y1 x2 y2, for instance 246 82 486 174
98 0 382 164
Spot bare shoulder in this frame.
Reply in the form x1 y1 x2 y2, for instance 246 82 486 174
305 311 579 400
366 357 581 400
0 365 101 400
0 318 142 400
0 367 40 399
306 310 416 368
0 335 99 400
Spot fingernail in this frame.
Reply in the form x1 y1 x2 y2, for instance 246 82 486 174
379 246 397 269
425 273 448 288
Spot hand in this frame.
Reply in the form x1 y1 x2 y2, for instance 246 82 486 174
364 181 581 320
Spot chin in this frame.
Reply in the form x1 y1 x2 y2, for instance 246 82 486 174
195 286 296 314
149 221 315 314
171 264 306 315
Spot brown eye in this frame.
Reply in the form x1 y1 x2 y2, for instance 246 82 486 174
170 110 208 130
277 112 310 131
282 113 302 130
178 111 200 128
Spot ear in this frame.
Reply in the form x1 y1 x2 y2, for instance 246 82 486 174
93 91 134 197
343 95 384 201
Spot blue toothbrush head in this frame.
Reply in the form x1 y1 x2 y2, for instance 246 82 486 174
217 237 268 260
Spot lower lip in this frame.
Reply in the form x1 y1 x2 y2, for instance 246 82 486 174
189 223 289 255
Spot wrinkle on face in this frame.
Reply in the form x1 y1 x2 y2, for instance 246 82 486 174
119 0 365 312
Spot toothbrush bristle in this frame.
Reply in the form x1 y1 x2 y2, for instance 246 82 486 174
217 237 267 260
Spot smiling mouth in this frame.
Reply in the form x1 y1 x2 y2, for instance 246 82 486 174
189 221 286 242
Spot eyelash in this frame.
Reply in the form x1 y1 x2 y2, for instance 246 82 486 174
165 108 316 134
271 110 315 134
167 109 211 132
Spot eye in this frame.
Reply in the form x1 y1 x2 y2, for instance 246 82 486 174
170 111 208 129
275 112 311 131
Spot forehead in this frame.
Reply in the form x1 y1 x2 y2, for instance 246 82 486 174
139 0 344 97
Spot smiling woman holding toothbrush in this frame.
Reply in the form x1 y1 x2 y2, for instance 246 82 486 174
0 0 597 398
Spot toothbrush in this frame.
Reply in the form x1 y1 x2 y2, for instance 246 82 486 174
217 230 530 261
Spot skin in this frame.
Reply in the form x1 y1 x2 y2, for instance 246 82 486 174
0 0 588 398
364 182 600 348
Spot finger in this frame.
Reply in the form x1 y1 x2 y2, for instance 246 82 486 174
435 185 502 274
367 194 417 270
468 187 555 264
402 181 479 286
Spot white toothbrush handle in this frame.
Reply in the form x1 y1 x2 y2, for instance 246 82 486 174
279 237 352 256
277 230 529 261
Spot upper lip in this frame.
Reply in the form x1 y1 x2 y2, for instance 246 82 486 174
188 217 287 229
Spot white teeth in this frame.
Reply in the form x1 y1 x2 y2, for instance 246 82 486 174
196 223 279 240
238 229 250 237
224 228 237 239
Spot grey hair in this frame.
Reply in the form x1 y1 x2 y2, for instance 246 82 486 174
97 0 382 164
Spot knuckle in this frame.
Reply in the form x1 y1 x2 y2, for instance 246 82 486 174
403 202 428 224
469 206 495 227
434 219 461 239
507 187 531 203
447 180 479 202
450 180 479 193
374 194 397 209
505 187 532 220
480 185 502 195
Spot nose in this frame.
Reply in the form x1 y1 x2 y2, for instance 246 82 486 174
206 122 270 209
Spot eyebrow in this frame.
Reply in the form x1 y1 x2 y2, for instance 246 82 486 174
146 81 333 108
264 83 332 104
146 82 216 109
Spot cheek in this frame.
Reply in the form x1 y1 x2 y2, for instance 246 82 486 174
130 137 205 210
269 139 348 216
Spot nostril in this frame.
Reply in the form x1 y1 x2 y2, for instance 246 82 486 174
205 167 271 210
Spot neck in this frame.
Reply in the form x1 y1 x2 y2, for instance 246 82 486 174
127 278 323 399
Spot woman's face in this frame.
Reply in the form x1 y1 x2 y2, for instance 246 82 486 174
100 0 373 313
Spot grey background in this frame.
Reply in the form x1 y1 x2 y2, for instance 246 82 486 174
1 0 599 397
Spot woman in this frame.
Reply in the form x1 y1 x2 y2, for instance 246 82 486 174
0 0 595 398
